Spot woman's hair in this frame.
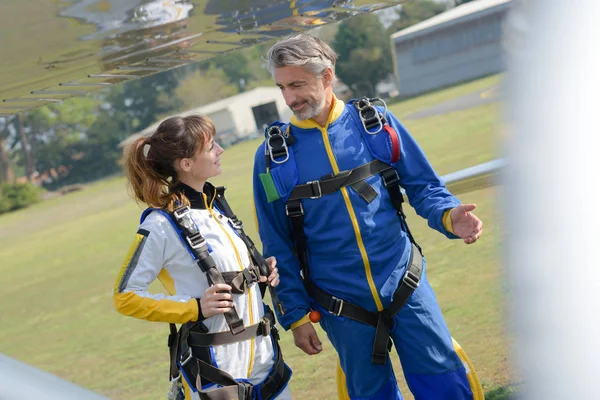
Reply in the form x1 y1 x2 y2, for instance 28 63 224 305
265 33 338 76
124 114 216 211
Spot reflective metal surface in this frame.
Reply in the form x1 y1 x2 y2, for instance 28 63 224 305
0 0 406 115
0 353 110 399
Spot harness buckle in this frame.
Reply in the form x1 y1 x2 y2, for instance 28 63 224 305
179 349 194 368
381 168 399 188
173 206 200 235
285 202 304 217
329 296 345 317
186 234 206 250
355 97 386 135
266 126 289 164
230 217 243 230
402 267 420 291
259 316 271 337
173 206 190 220
307 180 322 199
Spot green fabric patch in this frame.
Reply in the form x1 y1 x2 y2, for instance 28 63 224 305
259 172 280 203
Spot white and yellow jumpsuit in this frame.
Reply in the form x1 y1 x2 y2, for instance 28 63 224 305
113 183 292 399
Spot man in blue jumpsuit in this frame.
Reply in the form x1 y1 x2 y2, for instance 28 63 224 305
252 33 484 399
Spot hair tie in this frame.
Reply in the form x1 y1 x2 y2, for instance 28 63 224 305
142 137 151 158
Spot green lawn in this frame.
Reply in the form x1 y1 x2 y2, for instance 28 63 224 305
0 74 516 399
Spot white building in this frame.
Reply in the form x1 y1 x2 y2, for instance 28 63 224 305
119 86 291 148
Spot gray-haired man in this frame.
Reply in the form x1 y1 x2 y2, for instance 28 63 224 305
253 33 483 399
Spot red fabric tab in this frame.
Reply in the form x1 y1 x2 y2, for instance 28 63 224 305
384 124 400 163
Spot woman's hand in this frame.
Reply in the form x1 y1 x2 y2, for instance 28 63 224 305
199 284 233 318
260 256 280 287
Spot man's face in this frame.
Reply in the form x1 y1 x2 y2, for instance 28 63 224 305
274 65 329 121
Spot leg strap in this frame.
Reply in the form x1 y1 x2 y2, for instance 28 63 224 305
308 244 423 365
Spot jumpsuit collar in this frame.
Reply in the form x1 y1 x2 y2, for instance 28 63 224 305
172 181 217 210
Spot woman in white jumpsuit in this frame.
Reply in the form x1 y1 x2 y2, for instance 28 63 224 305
113 115 293 400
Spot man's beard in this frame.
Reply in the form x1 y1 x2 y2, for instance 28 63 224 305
292 96 326 121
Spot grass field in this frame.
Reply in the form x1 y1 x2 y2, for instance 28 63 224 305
0 74 518 399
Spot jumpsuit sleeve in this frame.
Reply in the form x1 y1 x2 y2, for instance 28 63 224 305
253 143 311 330
113 217 199 324
387 112 461 239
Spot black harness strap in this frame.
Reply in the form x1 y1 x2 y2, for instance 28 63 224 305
195 338 290 400
259 339 291 400
285 198 309 284
214 186 286 316
349 179 378 203
380 168 423 256
188 312 274 347
307 243 424 365
172 206 246 336
288 160 391 202
168 322 181 381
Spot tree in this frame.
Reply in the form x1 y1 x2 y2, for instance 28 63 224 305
333 13 394 97
0 119 14 183
15 114 34 181
164 66 238 110
207 45 271 91
388 0 447 34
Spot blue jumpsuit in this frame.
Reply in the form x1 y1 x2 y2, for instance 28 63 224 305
252 98 474 399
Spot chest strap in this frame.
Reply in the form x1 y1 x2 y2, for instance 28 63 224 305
187 310 277 347
307 243 423 365
220 265 261 295
214 186 285 316
285 159 423 286
288 159 390 203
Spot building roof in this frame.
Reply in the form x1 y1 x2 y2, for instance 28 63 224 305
391 0 512 41
118 86 280 148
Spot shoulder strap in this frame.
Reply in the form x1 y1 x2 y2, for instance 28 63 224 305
264 121 294 170
213 186 285 316
146 206 246 336
141 207 199 260
348 97 401 164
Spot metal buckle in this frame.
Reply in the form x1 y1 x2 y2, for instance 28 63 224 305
285 202 304 217
370 97 389 119
330 296 344 316
307 180 322 199
230 218 243 230
402 268 420 291
355 97 388 135
173 206 190 220
382 169 399 188
186 234 206 250
179 349 193 367
266 126 289 164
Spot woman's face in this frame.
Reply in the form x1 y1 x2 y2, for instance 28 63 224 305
177 136 224 185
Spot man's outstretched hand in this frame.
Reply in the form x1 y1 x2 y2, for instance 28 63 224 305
450 204 483 244
292 322 323 355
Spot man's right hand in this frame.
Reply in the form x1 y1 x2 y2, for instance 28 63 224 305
292 321 323 355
